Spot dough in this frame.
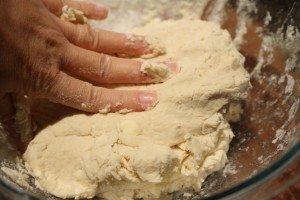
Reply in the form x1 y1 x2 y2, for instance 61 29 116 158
23 20 250 200
60 5 88 24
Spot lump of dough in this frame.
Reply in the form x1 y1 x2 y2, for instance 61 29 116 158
23 20 251 200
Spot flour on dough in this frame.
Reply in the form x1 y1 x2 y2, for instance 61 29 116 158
23 20 251 200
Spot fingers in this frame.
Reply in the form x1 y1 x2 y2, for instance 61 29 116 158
63 45 147 83
42 0 108 19
62 44 177 84
42 72 158 113
56 18 152 57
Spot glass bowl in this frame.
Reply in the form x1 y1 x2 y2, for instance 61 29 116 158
0 0 299 199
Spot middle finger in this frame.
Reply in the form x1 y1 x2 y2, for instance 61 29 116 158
62 44 177 84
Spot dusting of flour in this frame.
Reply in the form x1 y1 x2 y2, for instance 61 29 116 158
23 20 250 200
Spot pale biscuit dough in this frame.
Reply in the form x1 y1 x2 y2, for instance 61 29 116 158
23 20 251 200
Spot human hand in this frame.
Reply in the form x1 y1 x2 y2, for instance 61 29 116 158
0 0 176 116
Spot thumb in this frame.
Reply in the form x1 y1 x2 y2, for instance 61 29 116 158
42 72 158 113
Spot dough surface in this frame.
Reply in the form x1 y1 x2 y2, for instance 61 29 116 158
23 20 250 200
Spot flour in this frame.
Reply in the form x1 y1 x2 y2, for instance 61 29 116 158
250 34 274 78
206 0 228 25
90 0 212 32
98 104 111 114
1 166 31 190
141 37 166 59
234 0 258 48
23 20 250 200
12 95 34 145
61 5 88 24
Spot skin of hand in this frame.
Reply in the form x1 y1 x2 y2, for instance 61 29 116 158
0 0 177 120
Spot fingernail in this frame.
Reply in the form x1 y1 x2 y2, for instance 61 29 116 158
166 62 178 72
124 34 152 55
139 41 153 55
94 4 109 17
140 61 179 83
142 38 153 55
139 92 158 110
143 44 153 54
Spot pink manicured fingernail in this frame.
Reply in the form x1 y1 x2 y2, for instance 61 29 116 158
139 92 158 110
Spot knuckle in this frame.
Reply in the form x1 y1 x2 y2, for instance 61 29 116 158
36 28 67 50
10 57 61 97
77 25 99 49
26 30 66 96
28 57 63 97
86 26 99 49
97 54 112 81
85 85 104 110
